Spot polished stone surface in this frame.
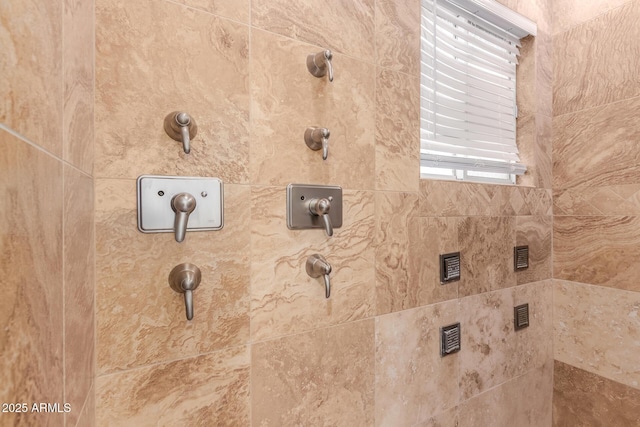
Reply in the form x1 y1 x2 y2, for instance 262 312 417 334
0 131 64 426
375 300 460 426
554 280 640 389
553 360 640 427
63 165 95 427
553 1 640 116
251 0 375 62
96 180 250 374
249 29 375 190
251 186 375 341
96 346 250 426
554 216 640 292
95 0 250 182
376 0 420 75
251 320 374 426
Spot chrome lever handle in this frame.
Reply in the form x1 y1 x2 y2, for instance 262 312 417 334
306 254 332 298
323 273 331 298
307 49 334 82
164 111 198 154
308 198 333 236
184 289 194 321
171 192 196 243
169 263 201 321
305 127 331 160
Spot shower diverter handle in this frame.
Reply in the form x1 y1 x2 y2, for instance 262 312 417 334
308 197 333 236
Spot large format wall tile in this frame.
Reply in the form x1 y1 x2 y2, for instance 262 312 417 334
418 180 552 217
375 300 460 426
553 360 640 427
0 0 63 155
251 0 375 62
553 96 640 190
554 184 640 216
171 0 250 23
375 192 421 315
516 216 552 285
458 216 516 297
63 0 94 174
459 361 553 427
459 282 552 400
96 346 250 426
554 281 640 389
553 1 640 116
407 216 460 307
96 180 250 374
63 165 95 427
95 0 250 182
376 69 420 192
552 0 631 34
376 0 420 75
251 320 374 426
249 30 375 190
251 187 375 341
0 131 64 426
75 384 95 427
554 216 640 292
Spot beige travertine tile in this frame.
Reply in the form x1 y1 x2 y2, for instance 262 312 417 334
459 361 553 427
375 192 420 315
554 280 640 389
516 216 552 285
375 300 460 426
0 130 64 426
516 114 536 188
63 165 94 427
459 282 552 399
535 32 553 118
95 0 249 182
553 1 640 116
376 0 420 75
554 216 640 291
171 0 250 23
407 217 460 306
553 360 640 426
458 216 516 297
376 69 420 192
251 186 375 341
535 113 553 189
553 96 640 190
96 346 250 426
552 0 631 35
74 383 95 427
0 0 63 155
250 30 375 190
63 0 94 174
554 185 640 216
516 36 536 119
251 320 374 426
251 0 375 62
96 180 250 374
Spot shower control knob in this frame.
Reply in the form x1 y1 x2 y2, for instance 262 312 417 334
171 192 196 242
305 126 330 160
308 197 333 236
164 111 198 154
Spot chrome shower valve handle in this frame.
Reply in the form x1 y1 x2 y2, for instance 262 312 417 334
308 197 333 236
305 127 331 160
307 49 334 82
306 254 332 298
171 192 196 243
164 111 198 154
169 263 201 321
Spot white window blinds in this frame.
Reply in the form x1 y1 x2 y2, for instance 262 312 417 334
420 0 535 180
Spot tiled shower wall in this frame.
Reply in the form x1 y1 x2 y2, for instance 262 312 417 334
0 0 95 426
92 0 555 425
552 0 640 424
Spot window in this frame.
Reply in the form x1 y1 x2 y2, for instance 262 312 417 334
420 0 536 184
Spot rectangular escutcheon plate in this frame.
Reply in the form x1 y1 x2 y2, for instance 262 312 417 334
137 175 223 233
286 184 343 231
